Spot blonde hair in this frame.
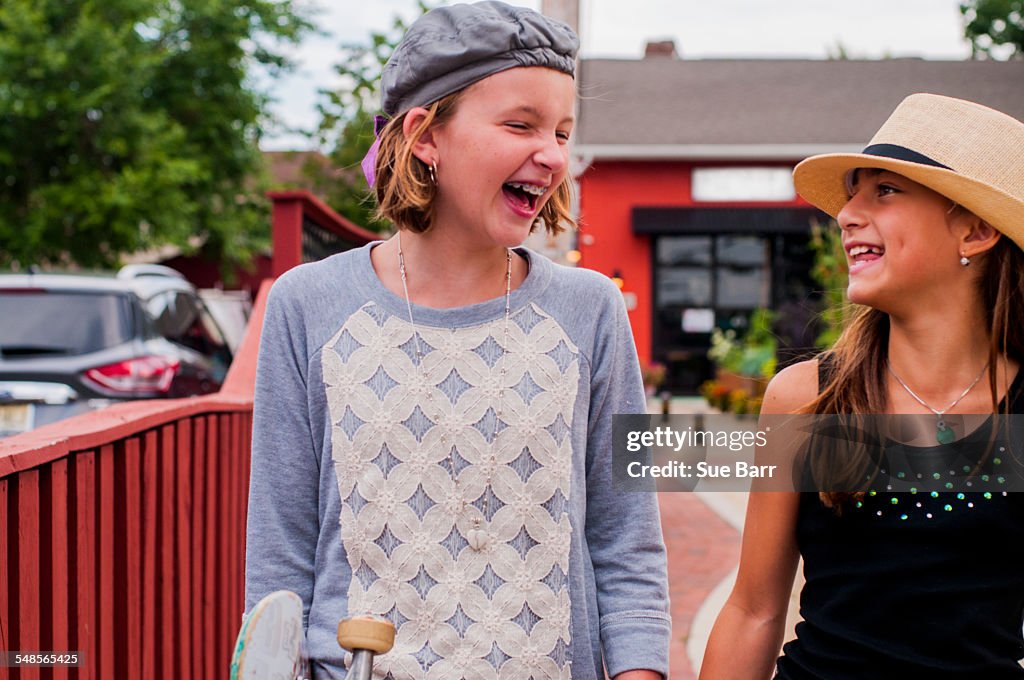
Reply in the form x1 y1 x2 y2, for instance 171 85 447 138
373 93 574 235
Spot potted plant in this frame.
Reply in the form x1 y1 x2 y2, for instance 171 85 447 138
699 379 732 412
728 388 751 415
641 361 667 396
707 309 778 403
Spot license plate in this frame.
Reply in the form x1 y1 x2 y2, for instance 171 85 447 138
0 403 33 435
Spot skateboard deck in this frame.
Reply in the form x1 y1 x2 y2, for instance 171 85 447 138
230 590 310 680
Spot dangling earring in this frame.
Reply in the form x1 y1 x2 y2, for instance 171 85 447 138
960 251 970 266
428 160 438 186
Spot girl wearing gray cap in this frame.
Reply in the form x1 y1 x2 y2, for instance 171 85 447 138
242 2 671 679
701 94 1024 678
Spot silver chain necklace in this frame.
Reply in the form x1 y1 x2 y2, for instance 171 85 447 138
397 231 512 551
887 361 990 444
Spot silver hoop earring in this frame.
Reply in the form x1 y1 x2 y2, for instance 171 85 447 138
428 161 438 186
960 252 970 266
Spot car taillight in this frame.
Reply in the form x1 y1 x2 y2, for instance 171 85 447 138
83 356 180 394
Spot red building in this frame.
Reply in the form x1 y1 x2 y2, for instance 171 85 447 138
575 56 1024 392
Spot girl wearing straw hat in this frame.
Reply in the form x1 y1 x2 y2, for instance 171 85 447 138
700 93 1024 679
242 3 670 678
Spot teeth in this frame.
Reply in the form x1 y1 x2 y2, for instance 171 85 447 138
848 245 883 257
506 182 546 196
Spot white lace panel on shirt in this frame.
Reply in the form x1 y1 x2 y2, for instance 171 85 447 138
324 301 580 680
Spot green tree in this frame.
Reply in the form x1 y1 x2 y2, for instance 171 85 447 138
961 0 1024 59
314 1 433 232
0 0 311 269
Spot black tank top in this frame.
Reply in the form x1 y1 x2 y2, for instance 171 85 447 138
775 360 1024 679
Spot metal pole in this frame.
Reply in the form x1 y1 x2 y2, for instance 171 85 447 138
345 650 375 680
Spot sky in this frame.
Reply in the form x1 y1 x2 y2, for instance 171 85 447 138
258 0 974 150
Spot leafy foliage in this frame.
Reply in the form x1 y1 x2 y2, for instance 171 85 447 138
640 361 667 390
809 219 850 348
0 0 311 269
708 309 778 380
961 0 1024 58
314 1 434 232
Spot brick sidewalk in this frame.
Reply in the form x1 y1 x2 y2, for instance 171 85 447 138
658 492 741 679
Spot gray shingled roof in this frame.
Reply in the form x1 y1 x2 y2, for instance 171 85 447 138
577 59 1024 156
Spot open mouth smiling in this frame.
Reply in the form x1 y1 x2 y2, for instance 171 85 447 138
502 181 547 213
847 243 885 274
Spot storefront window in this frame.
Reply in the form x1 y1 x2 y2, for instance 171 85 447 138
653 234 770 392
716 268 767 308
658 268 713 306
657 236 712 266
717 235 764 266
637 207 820 394
717 236 768 308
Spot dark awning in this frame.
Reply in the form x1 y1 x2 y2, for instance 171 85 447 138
632 207 828 235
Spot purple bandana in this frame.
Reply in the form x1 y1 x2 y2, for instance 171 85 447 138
361 115 390 188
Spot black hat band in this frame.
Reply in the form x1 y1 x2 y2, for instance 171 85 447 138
862 143 953 171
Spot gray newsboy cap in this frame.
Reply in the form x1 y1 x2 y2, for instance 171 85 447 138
380 1 579 117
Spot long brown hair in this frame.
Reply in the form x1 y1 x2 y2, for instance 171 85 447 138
805 231 1024 508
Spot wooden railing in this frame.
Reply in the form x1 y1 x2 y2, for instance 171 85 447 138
0 280 271 680
269 189 377 276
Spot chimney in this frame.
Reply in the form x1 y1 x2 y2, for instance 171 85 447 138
644 39 679 59
541 0 579 34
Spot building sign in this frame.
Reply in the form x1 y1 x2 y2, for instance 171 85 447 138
692 167 795 202
682 308 715 333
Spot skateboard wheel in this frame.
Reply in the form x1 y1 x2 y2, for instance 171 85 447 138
337 617 396 655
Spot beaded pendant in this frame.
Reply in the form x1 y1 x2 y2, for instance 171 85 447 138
936 418 956 445
467 528 489 551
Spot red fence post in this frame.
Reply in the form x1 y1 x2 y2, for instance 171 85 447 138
270 197 303 278
97 445 115 679
0 478 8 669
50 458 70 680
141 430 158 679
175 418 193 680
268 190 377 277
158 424 176 680
74 451 97 680
17 470 42 680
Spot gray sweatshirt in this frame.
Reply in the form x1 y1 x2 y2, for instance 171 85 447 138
245 242 671 679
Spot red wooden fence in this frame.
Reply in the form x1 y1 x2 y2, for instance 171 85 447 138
268 189 377 277
0 280 271 680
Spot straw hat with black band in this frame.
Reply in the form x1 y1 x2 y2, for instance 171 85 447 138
793 93 1024 251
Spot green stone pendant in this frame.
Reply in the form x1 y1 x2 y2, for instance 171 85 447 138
936 420 955 445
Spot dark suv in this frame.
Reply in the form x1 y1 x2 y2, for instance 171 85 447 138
0 265 233 436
